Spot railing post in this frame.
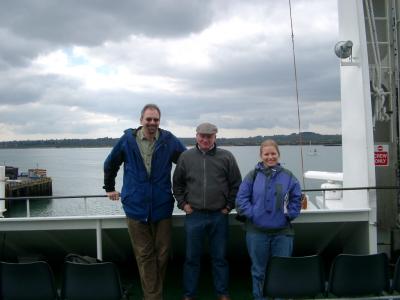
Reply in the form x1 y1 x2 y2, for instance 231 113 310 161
0 166 5 217
26 198 30 217
96 219 103 260
323 191 326 209
84 197 88 215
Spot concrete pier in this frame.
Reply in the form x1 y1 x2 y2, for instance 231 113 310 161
5 177 52 197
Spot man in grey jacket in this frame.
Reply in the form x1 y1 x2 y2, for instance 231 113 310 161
173 122 242 300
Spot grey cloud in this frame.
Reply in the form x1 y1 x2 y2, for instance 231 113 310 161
0 0 341 139
0 104 100 135
0 29 50 68
1 0 213 44
0 73 81 105
175 46 339 103
0 81 340 138
0 0 214 69
63 70 339 129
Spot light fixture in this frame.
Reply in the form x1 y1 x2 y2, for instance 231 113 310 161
334 40 353 59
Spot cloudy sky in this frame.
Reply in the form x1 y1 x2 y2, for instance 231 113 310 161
0 0 340 141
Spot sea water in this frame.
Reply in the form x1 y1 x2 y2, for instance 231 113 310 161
0 145 341 217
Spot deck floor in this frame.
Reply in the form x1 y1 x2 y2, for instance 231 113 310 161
118 256 253 300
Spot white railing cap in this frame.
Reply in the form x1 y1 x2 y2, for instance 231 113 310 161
304 171 343 181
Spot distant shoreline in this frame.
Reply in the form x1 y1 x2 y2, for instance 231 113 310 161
0 143 342 149
0 132 342 149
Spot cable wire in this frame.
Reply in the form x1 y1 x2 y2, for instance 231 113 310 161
288 0 306 188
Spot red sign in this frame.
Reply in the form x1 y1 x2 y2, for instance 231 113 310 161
374 144 389 166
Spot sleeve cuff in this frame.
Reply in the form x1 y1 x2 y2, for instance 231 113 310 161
103 186 115 193
178 201 187 210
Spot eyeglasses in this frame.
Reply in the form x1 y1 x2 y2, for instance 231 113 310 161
145 118 160 122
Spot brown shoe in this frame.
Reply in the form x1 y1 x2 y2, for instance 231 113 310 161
182 297 195 300
218 296 231 300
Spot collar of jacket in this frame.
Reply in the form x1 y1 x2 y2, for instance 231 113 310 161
130 127 163 140
256 162 282 177
195 143 217 155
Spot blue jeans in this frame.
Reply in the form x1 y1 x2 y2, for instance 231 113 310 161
183 210 229 298
246 231 293 300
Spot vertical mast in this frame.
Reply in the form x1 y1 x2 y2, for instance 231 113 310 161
338 0 377 250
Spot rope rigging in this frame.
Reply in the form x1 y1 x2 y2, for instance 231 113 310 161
365 0 391 124
288 0 306 188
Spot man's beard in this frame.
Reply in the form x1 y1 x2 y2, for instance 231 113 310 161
145 125 157 133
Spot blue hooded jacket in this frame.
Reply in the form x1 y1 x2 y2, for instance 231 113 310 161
103 127 186 222
235 162 302 229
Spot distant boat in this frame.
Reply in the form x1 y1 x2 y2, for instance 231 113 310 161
307 142 318 156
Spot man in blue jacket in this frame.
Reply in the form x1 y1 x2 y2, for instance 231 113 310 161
103 104 186 300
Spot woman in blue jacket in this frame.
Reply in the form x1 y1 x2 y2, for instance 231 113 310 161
236 139 302 300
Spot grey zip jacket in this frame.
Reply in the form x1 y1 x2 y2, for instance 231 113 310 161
173 144 242 211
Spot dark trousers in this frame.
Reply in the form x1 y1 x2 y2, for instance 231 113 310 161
127 217 172 300
183 210 229 298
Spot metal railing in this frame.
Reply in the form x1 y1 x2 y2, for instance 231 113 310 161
0 186 398 260
0 194 109 218
303 186 400 209
0 185 399 217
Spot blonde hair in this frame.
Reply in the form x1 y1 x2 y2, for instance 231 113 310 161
260 139 280 156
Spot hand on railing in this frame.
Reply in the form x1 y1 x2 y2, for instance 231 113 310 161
106 191 120 201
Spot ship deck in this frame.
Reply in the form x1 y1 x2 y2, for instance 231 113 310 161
0 198 375 299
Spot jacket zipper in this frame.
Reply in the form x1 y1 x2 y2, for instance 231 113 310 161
145 136 163 222
203 153 206 209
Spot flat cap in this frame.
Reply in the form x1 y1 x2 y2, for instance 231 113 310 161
196 122 218 134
